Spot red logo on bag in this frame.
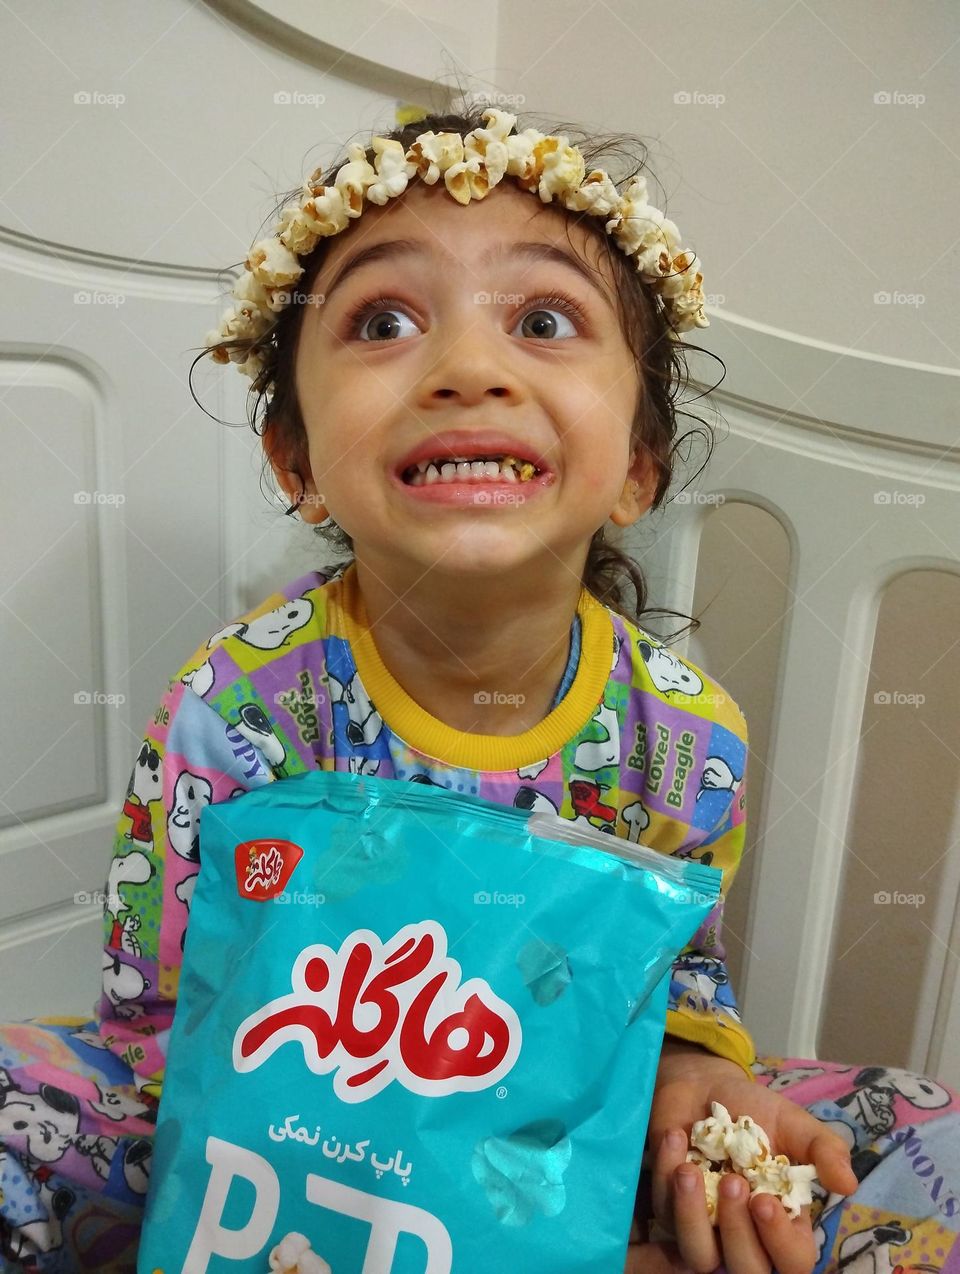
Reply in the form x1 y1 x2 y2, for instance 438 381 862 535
235 838 304 901
232 919 523 1102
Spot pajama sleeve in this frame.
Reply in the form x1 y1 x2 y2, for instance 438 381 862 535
664 747 757 1081
95 651 275 1099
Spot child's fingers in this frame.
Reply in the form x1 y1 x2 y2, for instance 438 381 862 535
713 1172 771 1274
808 1129 858 1195
746 1194 818 1274
650 1128 692 1234
671 1165 721 1272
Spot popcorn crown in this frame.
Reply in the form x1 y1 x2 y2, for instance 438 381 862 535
205 107 709 385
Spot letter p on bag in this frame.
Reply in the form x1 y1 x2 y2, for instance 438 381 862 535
182 1136 280 1272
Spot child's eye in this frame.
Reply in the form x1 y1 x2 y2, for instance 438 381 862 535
346 296 419 343
511 293 586 340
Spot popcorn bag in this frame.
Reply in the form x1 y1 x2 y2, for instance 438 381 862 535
137 769 722 1274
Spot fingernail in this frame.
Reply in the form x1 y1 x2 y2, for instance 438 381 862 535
754 1196 775 1220
677 1170 698 1192
667 1130 685 1151
721 1174 743 1198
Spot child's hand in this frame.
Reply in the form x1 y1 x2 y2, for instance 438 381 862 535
638 1041 858 1274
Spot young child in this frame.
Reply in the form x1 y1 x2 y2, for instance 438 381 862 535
2 102 959 1274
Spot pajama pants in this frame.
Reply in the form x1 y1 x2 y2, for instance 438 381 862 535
2 1017 959 1272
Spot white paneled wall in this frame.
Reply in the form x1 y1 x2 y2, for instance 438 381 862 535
625 315 960 1085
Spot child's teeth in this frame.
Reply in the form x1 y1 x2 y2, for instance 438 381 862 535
406 454 542 485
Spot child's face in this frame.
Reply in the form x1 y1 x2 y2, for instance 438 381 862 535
279 179 653 582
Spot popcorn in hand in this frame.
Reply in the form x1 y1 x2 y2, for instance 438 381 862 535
267 1232 331 1274
686 1102 818 1222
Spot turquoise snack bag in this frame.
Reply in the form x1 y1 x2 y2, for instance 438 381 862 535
138 768 721 1274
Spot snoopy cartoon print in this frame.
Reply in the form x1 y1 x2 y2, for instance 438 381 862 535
205 596 314 651
122 742 162 845
167 770 213 864
101 951 150 1020
104 850 153 956
815 1066 954 1150
0 1070 118 1181
638 635 704 697
329 667 384 748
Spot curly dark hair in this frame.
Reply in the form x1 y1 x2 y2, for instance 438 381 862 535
189 101 724 642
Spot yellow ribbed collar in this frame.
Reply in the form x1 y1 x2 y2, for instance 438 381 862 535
329 561 614 771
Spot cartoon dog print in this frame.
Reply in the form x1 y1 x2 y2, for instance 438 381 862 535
0 1071 117 1181
573 700 620 772
638 637 705 697
104 850 152 956
167 770 213 863
101 951 150 1021
348 753 381 776
698 755 740 798
205 597 314 651
122 742 162 845
89 1083 150 1123
670 953 743 1023
830 1066 952 1144
235 702 286 769
123 1138 152 1195
836 1221 917 1274
175 872 198 952
329 668 383 748
0 1147 75 1262
182 659 215 698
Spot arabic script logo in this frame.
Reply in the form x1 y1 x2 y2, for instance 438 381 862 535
234 837 304 901
233 919 522 1102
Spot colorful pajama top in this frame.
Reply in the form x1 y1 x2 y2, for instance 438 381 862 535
96 560 755 1096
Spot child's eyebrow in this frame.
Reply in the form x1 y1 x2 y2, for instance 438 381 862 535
323 237 613 307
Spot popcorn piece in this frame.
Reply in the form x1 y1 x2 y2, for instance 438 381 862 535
780 1164 819 1219
726 1113 771 1170
690 1100 734 1162
268 1231 331 1274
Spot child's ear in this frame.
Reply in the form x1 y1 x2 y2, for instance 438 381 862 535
608 447 659 528
262 420 328 524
